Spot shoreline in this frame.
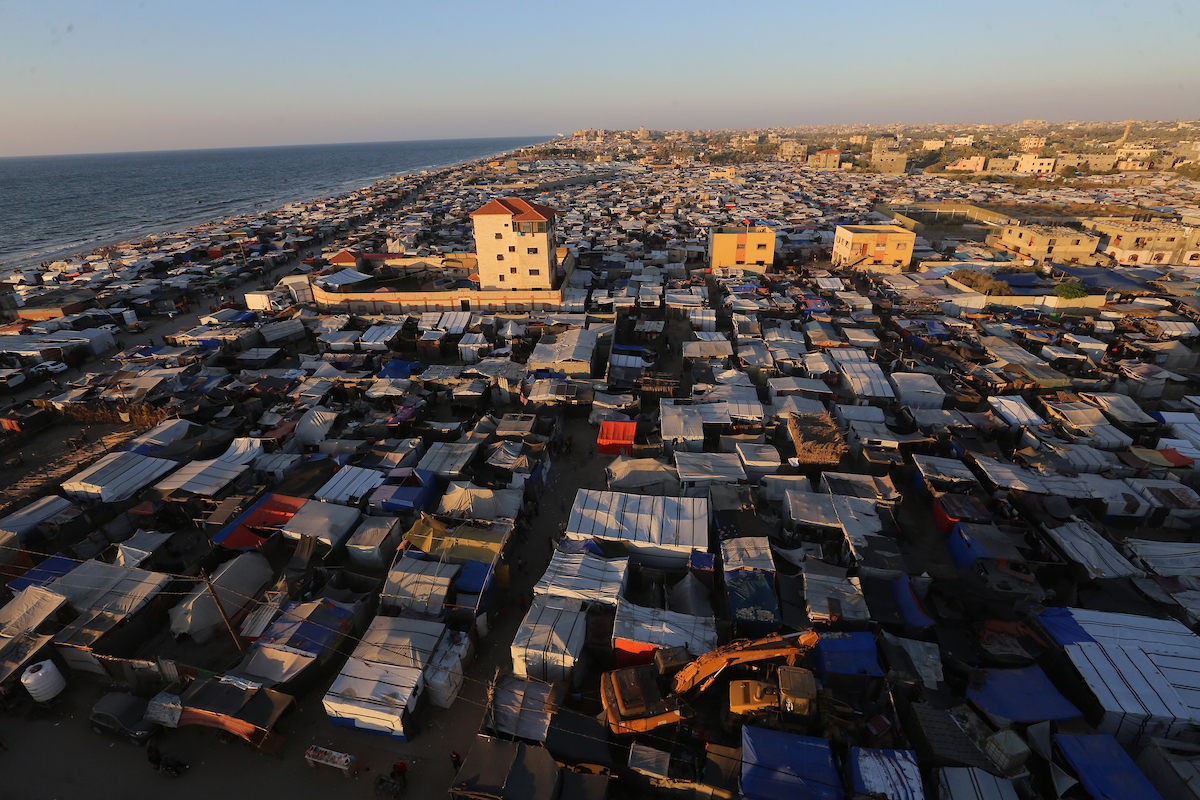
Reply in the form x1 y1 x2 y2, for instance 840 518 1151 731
0 137 554 274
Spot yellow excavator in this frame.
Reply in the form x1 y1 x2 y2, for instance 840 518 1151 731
599 632 820 736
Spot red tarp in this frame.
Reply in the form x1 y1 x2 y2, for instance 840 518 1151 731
214 493 306 549
597 421 636 456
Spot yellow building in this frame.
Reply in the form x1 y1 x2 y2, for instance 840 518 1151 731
471 198 559 291
831 225 916 273
995 225 1100 264
709 226 776 272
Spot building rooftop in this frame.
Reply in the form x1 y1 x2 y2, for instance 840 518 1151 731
838 224 912 235
471 198 557 222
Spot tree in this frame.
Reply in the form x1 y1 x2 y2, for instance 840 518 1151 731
1051 281 1089 299
1058 164 1078 179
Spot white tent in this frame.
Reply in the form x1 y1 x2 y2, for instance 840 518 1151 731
345 516 403 570
314 466 386 505
155 459 247 497
735 443 781 482
417 441 479 479
888 372 946 409
280 500 360 548
511 596 588 682
438 482 522 520
533 551 628 607
605 457 680 495
62 452 178 503
0 496 78 543
613 599 719 657
168 553 272 643
565 490 708 567
425 629 473 709
674 452 747 494
294 406 339 444
381 559 461 616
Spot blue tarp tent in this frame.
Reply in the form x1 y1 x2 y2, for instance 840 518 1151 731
740 726 842 800
967 665 1082 723
1037 607 1097 646
259 600 353 655
378 359 420 379
891 574 935 628
1055 734 1164 800
1053 264 1150 295
813 632 884 681
5 553 77 593
455 560 496 612
368 468 436 514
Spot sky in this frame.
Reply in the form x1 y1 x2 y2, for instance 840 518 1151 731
2 0 1199 157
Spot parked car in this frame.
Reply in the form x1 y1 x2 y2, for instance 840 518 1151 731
90 692 160 744
30 361 68 375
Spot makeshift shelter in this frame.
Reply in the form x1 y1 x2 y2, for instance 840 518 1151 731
280 500 360 549
847 749 924 800
155 458 248 498
565 490 708 567
612 598 719 665
1055 733 1163 800
0 496 78 544
169 553 273 643
227 599 354 689
533 551 628 607
597 420 637 456
450 736 562 800
418 441 480 479
314 466 386 505
368 467 437 514
674 452 748 494
735 443 782 482
212 493 306 550
344 516 404 570
605 457 680 495
438 482 522 521
740 726 842 800
381 559 461 616
62 452 178 503
511 596 588 682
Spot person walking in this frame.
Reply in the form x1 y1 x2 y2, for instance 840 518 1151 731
451 751 463 772
519 593 527 612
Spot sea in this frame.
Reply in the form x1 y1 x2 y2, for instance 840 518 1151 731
0 136 549 271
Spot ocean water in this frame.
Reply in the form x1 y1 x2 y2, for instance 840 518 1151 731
0 136 548 269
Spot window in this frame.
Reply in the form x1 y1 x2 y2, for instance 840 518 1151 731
1048 239 1057 245
736 243 745 249
519 222 534 234
494 233 502 239
510 267 517 274
536 222 546 233
508 246 516 252
757 243 767 250
1190 253 1199 260
527 247 538 254
496 254 504 261
896 243 907 250
498 275 505 282
529 269 540 276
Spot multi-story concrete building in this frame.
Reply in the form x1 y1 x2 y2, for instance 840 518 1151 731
1020 136 1047 152
848 134 869 146
810 149 842 170
871 152 908 174
779 141 808 160
922 139 946 151
951 135 975 146
831 225 915 273
1084 220 1200 265
1016 154 1057 174
995 225 1099 264
1057 153 1120 172
709 225 776 272
986 157 1019 172
471 198 559 290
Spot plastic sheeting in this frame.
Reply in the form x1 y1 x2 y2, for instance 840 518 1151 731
1055 734 1164 800
381 559 461 616
740 726 842 800
533 551 628 607
294 406 338 444
169 553 272 643
1042 521 1141 580
566 490 708 566
967 666 1082 723
605 457 680 495
280 500 360 549
314 466 386 505
937 767 1018 800
438 482 522 521
62 451 179 503
511 596 587 682
613 599 718 658
848 749 924 800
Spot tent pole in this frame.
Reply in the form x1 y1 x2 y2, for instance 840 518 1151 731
202 568 246 653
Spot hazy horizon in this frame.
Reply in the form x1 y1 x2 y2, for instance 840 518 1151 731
4 0 1198 158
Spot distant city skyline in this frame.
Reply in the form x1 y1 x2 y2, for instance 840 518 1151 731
3 0 1198 157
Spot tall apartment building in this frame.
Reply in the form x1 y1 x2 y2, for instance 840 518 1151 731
471 198 558 290
995 225 1099 264
848 134 869 146
1084 220 1200 265
709 226 776 272
779 141 808 160
831 225 915 273
1020 136 1047 152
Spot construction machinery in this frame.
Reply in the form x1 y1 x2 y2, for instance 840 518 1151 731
599 632 820 736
